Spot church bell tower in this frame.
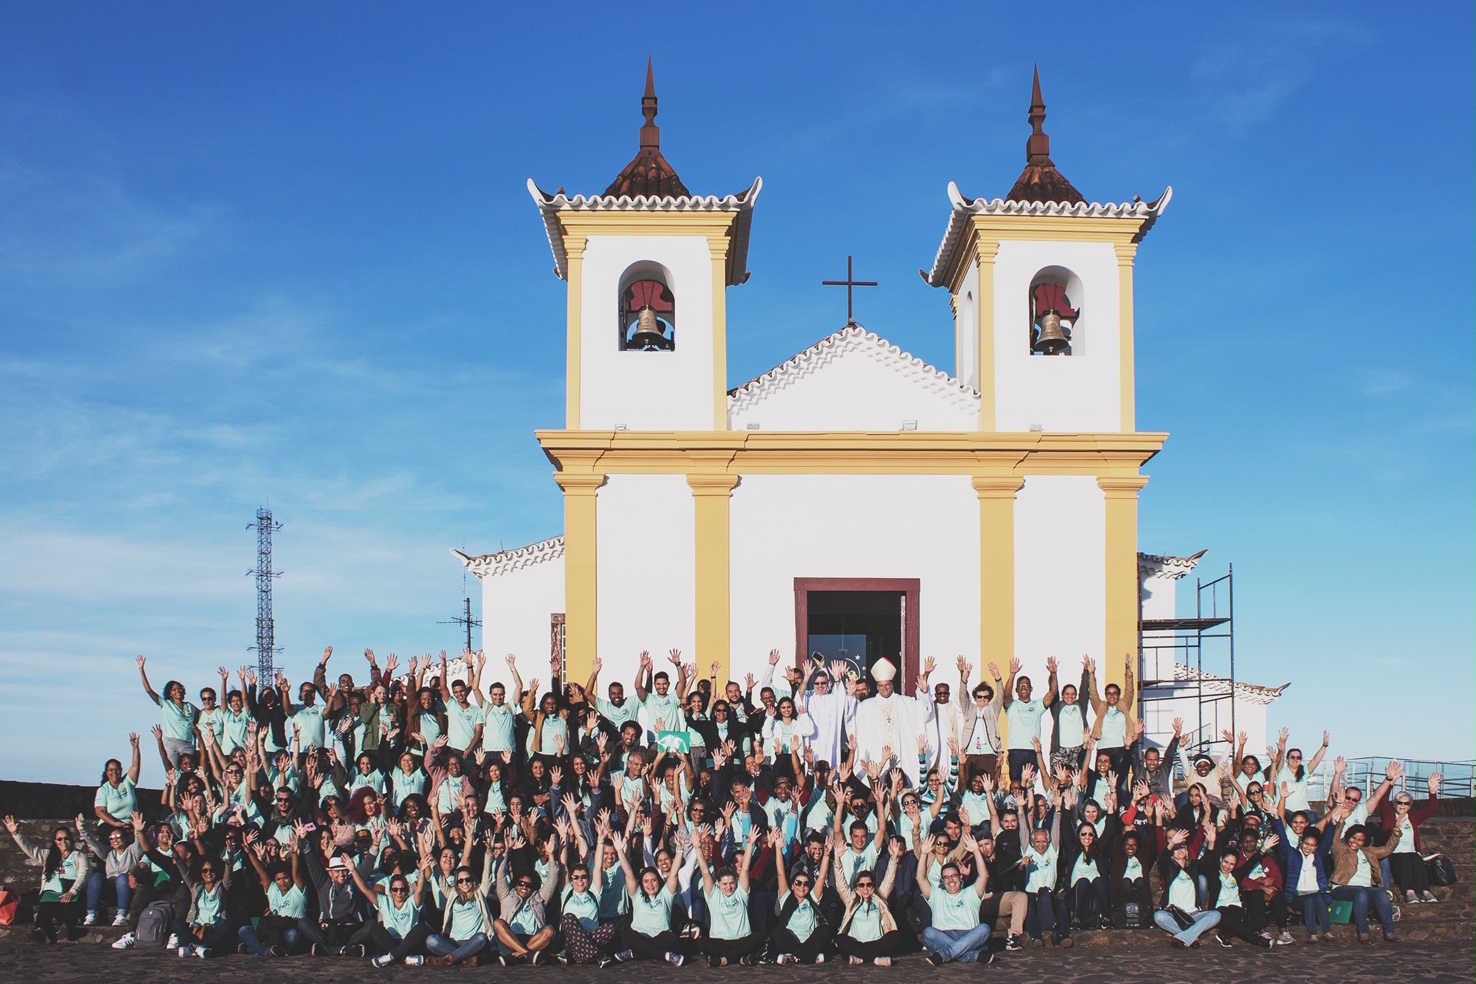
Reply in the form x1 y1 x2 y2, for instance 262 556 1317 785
528 60 761 432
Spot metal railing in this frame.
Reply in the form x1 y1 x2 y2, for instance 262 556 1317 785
1335 757 1475 801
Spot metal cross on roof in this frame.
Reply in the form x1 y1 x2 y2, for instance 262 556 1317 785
822 255 878 324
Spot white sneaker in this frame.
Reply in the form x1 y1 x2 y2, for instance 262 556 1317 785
195 947 211 959
112 913 129 927
177 946 193 958
665 952 684 967
403 955 425 967
776 954 796 966
372 954 394 968
166 933 181 949
815 953 825 964
112 933 136 950
84 912 97 926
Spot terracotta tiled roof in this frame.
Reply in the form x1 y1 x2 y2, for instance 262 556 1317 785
604 60 690 199
1005 68 1084 206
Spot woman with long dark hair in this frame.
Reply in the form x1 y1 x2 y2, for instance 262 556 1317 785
4 815 91 942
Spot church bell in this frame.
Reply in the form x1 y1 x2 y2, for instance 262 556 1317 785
1033 310 1070 354
629 304 670 350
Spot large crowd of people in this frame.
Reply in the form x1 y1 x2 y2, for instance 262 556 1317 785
4 646 1445 966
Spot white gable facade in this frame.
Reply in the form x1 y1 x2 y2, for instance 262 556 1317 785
459 74 1175 732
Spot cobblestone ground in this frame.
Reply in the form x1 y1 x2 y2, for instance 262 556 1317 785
0 941 1471 983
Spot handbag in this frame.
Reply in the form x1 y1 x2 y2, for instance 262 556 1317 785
1424 854 1457 887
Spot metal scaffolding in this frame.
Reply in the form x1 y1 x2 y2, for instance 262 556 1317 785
1139 565 1235 758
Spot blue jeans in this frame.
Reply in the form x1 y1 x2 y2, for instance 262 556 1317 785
1293 892 1332 936
1330 886 1394 937
921 923 991 963
426 931 487 963
85 871 132 916
238 921 302 956
1153 909 1221 945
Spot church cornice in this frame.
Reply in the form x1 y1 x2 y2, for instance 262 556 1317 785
923 181 1172 290
1138 548 1207 581
527 177 762 286
534 429 1166 478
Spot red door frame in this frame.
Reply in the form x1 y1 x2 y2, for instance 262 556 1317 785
793 577 921 694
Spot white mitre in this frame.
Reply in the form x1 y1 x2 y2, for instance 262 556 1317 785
871 658 897 683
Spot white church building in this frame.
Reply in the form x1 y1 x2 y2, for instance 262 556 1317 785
456 68 1281 756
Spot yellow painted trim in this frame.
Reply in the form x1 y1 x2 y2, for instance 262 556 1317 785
564 237 587 429
536 429 1165 478
1115 243 1138 433
688 473 740 683
973 476 1022 678
554 473 606 684
974 242 998 432
970 213 1148 245
554 211 739 238
1099 475 1149 717
708 235 731 429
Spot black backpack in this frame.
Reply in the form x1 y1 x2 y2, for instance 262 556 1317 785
1425 854 1457 887
135 900 174 946
1112 897 1149 929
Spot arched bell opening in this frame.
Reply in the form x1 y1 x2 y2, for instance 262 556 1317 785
1028 266 1083 357
617 262 676 352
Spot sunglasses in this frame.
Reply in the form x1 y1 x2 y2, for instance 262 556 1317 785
516 881 534 889
855 881 874 888
455 877 475 885
390 886 409 893
571 873 589 880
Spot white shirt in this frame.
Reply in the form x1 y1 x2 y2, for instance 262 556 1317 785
1295 852 1321 893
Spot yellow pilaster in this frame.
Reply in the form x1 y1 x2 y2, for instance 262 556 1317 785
688 473 739 683
555 472 605 683
974 239 1000 432
1115 243 1138 433
707 235 731 429
563 237 587 429
973 475 1023 667
1099 475 1149 713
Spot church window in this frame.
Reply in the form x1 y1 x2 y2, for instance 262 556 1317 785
618 264 675 351
1028 267 1082 356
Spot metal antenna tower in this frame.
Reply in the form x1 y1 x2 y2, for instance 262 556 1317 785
439 570 481 653
247 508 284 680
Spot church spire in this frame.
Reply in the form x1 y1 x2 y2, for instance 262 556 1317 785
605 59 691 199
1006 67 1085 205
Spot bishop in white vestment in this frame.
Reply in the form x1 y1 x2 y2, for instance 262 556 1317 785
853 659 924 786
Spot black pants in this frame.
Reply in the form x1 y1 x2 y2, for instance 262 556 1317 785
769 925 832 963
296 917 373 952
1216 906 1272 947
1389 854 1429 893
34 899 83 940
702 934 764 960
369 922 430 961
170 917 235 953
1068 877 1108 926
834 930 901 960
623 928 685 960
1006 750 1036 784
1243 890 1289 931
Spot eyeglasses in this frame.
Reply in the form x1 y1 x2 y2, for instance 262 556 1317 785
1287 754 1302 761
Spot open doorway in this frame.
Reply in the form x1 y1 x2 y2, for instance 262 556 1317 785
793 578 919 692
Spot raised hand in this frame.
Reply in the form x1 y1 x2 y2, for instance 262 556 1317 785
1171 717 1183 736
1333 756 1347 774
549 765 563 787
767 649 781 666
1008 657 1021 676
1429 772 1443 794
987 662 1001 680
668 649 683 668
1322 730 1331 747
921 655 935 676
135 654 146 670
711 660 721 678
827 660 848 681
1386 760 1403 781
151 724 162 740
1044 656 1058 674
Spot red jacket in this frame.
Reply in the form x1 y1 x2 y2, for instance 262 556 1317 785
1376 792 1439 853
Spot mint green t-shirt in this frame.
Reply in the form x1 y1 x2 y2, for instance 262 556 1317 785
160 700 199 743
1005 698 1045 751
561 887 601 932
847 897 884 942
929 887 979 932
95 778 137 822
446 701 483 750
377 893 420 937
780 891 819 941
267 883 307 919
449 897 485 938
705 885 750 940
629 887 673 937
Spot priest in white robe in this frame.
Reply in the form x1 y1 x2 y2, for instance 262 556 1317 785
801 658 855 770
853 658 925 786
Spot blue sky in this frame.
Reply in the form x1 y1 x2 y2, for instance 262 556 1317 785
2 3 1471 784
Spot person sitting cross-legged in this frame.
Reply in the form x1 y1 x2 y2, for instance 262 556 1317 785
915 830 995 967
492 829 562 964
769 828 833 965
1152 825 1221 948
832 836 903 966
693 825 766 966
